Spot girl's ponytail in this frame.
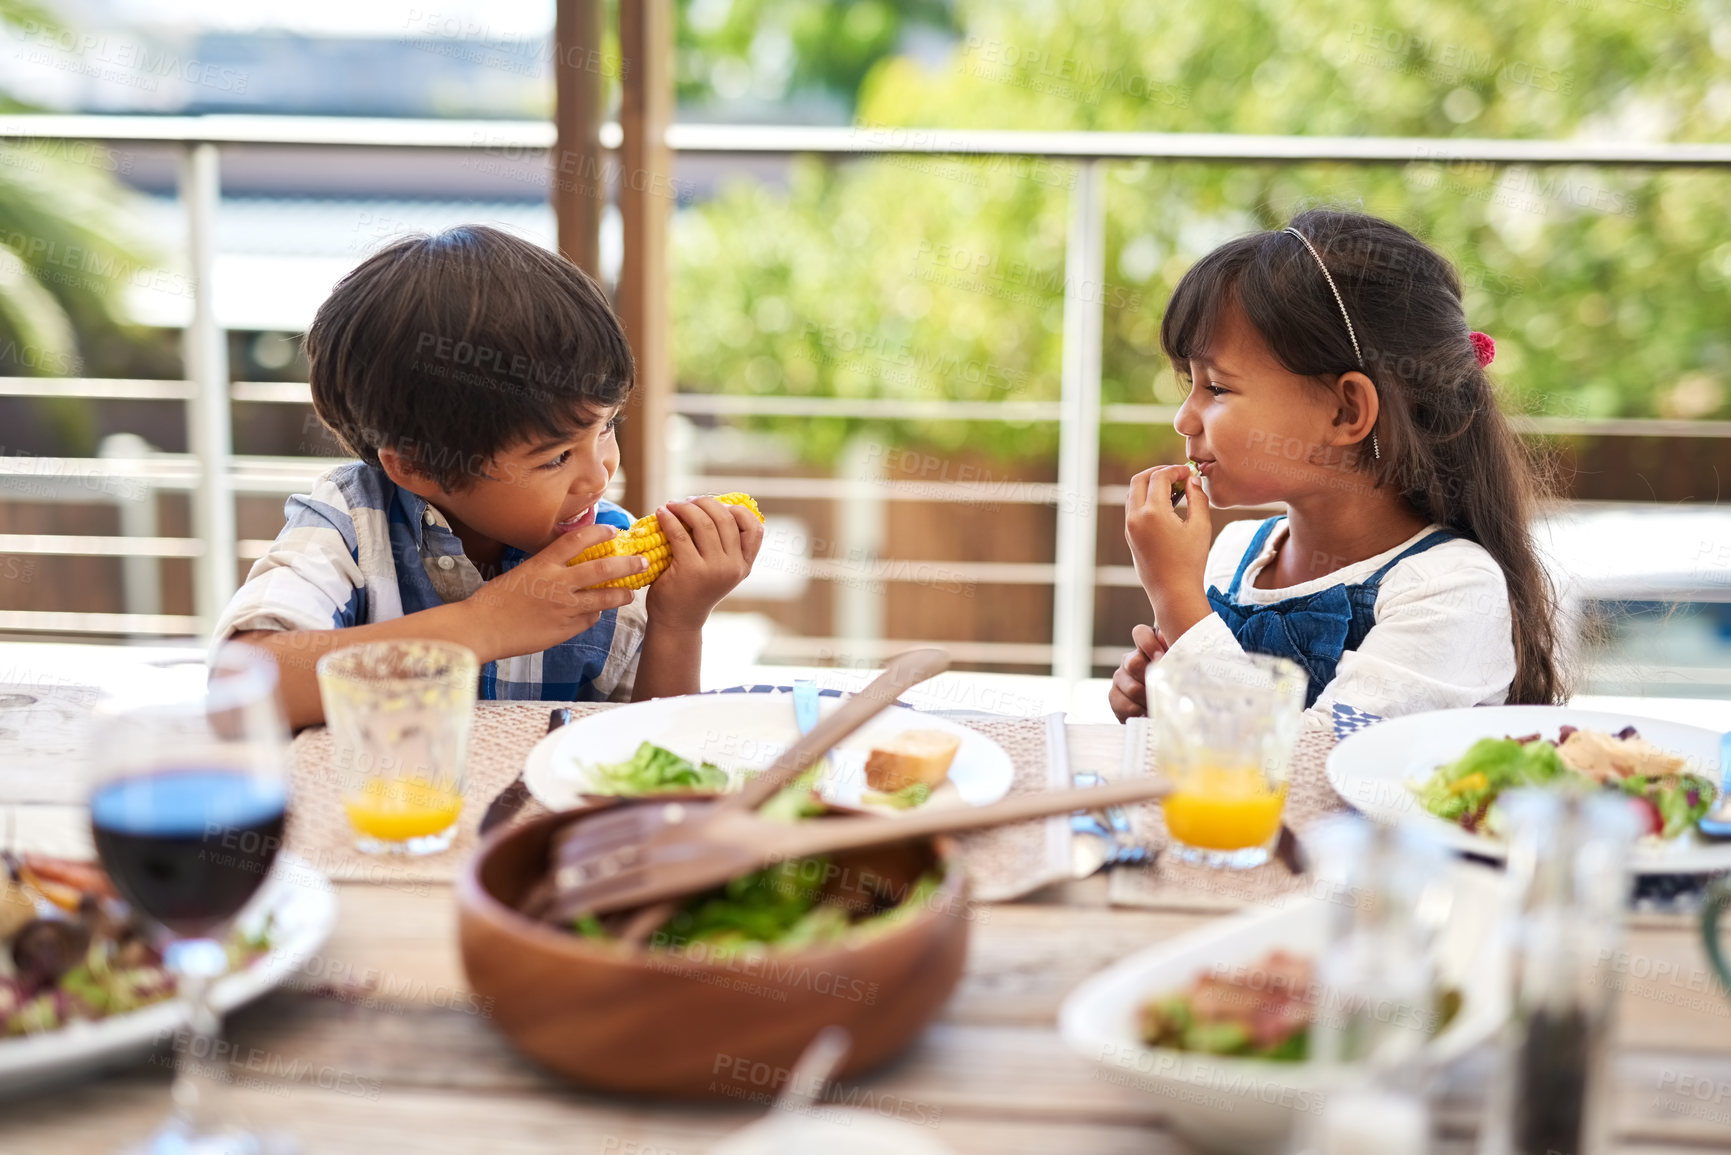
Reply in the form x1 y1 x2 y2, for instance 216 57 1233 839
1399 368 1564 705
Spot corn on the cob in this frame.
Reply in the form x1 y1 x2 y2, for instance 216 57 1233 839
568 492 763 589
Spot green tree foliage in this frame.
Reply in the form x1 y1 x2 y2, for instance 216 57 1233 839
672 0 1731 466
675 0 955 113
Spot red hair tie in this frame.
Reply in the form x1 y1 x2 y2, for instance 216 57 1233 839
1470 331 1496 368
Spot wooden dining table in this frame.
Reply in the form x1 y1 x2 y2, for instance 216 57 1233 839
2 643 1730 1153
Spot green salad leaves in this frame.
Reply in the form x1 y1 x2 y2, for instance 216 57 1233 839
586 741 730 795
1411 737 1569 832
1139 992 1310 1061
863 781 932 810
572 854 944 957
1616 773 1718 840
1411 732 1716 839
565 758 942 955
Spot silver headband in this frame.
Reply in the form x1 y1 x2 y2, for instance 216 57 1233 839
1283 227 1363 367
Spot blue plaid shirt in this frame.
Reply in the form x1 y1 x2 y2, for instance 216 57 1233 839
212 462 646 702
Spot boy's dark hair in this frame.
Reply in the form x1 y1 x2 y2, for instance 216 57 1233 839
1160 208 1565 706
304 225 634 492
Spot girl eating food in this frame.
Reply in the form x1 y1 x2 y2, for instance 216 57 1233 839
1110 209 1563 731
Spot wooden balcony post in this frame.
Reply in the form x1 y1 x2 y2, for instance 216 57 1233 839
552 0 604 278
617 0 673 516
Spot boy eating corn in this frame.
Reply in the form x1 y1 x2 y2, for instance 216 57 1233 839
212 226 763 728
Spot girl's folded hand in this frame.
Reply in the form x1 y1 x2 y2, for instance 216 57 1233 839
1109 623 1169 722
1124 464 1212 598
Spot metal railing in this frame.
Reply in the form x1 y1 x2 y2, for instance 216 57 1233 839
3 114 1731 674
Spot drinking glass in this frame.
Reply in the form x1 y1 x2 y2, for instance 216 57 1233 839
88 642 293 1155
316 640 478 856
1145 651 1306 868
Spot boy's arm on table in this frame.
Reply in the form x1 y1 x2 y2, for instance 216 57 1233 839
225 523 646 729
628 621 703 701
235 603 494 731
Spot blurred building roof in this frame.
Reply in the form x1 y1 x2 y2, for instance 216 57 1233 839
123 195 609 332
3 21 553 118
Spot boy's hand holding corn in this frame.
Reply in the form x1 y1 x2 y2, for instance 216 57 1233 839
639 497 765 633
462 523 646 661
465 495 763 655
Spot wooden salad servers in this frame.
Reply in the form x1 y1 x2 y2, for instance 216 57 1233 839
523 647 953 932
542 770 1172 926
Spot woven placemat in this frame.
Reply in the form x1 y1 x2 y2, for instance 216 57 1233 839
288 702 1071 899
952 715 1073 902
1107 721 1348 912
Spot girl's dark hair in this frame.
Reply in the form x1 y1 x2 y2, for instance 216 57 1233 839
1159 209 1564 705
305 225 634 492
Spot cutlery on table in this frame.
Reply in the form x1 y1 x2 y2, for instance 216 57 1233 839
1070 807 1112 878
768 1026 851 1155
773 1025 849 1120
479 707 575 836
1273 823 1309 874
1096 778 1154 868
1070 771 1153 874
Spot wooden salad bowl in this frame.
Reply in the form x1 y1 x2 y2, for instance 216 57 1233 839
456 804 972 1098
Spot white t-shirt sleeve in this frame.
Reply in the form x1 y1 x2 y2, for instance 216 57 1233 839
1161 529 1516 732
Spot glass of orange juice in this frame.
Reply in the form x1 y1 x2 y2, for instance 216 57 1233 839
317 640 478 855
1146 652 1306 869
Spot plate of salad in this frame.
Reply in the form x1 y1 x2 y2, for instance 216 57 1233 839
0 851 336 1096
521 690 1014 816
1325 706 1728 873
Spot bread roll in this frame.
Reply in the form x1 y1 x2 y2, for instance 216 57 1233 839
864 729 962 792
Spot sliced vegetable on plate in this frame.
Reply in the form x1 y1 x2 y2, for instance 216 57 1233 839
1135 948 1462 1064
0 853 271 1039
1410 725 1716 841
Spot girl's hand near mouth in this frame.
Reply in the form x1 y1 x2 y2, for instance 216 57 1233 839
1125 464 1215 642
1169 459 1203 506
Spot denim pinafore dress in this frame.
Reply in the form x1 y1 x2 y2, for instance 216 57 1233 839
1205 517 1456 708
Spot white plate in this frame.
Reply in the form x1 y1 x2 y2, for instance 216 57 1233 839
1326 705 1728 874
0 852 338 1097
523 691 1014 814
1059 863 1508 1155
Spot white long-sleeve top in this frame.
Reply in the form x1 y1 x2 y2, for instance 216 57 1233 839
1161 517 1517 732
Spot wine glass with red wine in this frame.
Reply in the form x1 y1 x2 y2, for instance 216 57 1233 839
89 643 293 1155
